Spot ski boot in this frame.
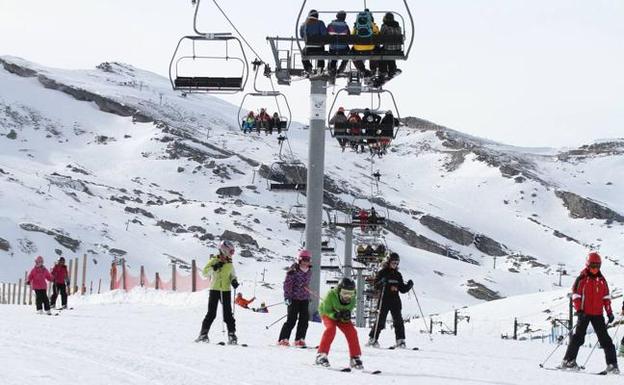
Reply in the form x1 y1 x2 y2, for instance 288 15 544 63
294 339 306 348
194 334 209 343
277 339 290 347
45 310 52 315
50 304 56 310
228 332 238 345
315 353 330 367
37 310 43 315
559 360 580 370
350 356 364 370
366 338 380 348
604 364 620 375
395 339 407 349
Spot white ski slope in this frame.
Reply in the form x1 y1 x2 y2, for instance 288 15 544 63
2 289 623 385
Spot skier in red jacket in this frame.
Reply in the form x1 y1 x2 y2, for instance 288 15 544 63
50 257 69 309
560 252 619 373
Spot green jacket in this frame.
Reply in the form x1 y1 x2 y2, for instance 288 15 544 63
202 255 237 292
319 288 356 320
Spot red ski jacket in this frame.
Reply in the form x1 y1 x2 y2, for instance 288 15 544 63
51 264 69 284
571 269 612 316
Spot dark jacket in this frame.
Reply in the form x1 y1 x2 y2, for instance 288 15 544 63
327 19 350 51
380 115 399 136
374 265 411 304
284 263 312 301
300 17 327 47
380 20 402 51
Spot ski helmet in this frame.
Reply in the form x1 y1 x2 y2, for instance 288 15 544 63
308 9 319 19
298 249 311 263
58 257 65 263
388 252 400 263
35 256 44 265
586 251 601 268
336 11 346 21
219 240 235 257
337 277 355 291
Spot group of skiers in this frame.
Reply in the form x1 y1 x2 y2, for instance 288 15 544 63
26 255 70 315
241 108 285 135
193 241 414 370
299 9 403 80
330 107 398 155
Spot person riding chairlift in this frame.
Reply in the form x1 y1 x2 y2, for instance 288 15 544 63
255 108 271 134
269 112 282 135
299 9 327 75
327 11 350 79
242 111 255 134
352 9 380 77
329 107 349 151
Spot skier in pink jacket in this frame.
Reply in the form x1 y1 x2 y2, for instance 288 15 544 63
27 256 53 315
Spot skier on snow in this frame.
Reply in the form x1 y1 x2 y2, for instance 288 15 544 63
316 278 363 369
367 252 413 348
560 251 619 374
195 240 240 344
27 256 54 315
278 249 312 347
50 256 70 309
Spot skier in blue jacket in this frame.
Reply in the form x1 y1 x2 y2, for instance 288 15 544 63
327 11 350 77
299 9 327 74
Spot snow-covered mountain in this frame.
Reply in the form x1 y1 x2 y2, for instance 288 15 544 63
1 55 624 323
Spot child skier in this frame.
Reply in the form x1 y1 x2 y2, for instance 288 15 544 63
278 249 312 347
316 278 363 369
195 240 240 344
367 252 413 348
27 256 53 315
560 252 619 374
50 257 69 309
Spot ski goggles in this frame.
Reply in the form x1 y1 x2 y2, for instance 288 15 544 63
588 263 601 269
389 261 399 266
339 289 355 301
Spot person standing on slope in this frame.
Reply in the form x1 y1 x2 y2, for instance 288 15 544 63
278 249 312 347
50 257 70 309
560 252 619 374
27 256 54 315
195 240 240 344
316 278 363 369
367 252 413 348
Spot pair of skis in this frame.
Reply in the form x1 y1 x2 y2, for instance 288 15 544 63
541 366 618 376
320 366 381 375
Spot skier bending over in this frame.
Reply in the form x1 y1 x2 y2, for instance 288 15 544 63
278 249 312 347
367 252 413 348
316 278 363 369
560 251 619 374
195 240 240 344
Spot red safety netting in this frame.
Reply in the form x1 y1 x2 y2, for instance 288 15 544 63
110 264 210 292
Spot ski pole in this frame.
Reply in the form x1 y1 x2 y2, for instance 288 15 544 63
220 290 225 336
233 287 237 317
371 283 386 342
265 314 288 330
411 287 433 342
261 301 285 309
539 319 578 368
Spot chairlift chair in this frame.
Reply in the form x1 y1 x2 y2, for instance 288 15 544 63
287 204 306 230
266 161 307 192
295 1 415 62
169 33 249 94
237 63 292 133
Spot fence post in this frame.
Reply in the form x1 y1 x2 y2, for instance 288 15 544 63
23 272 28 304
12 283 17 304
98 278 102 294
110 263 117 291
122 259 127 291
81 254 87 294
68 259 73 294
90 281 93 295
17 279 22 305
430 317 434 334
454 309 458 336
140 266 145 287
1 282 4 304
28 284 32 305
155 273 160 290
172 264 176 291
73 257 79 294
192 260 197 292
513 318 518 340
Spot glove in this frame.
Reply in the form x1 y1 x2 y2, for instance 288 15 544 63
65 278 70 287
212 261 224 271
231 279 239 289
335 309 351 322
284 298 292 306
406 279 414 290
608 313 615 324
575 311 585 321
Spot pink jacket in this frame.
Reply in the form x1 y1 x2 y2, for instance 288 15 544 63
27 266 53 290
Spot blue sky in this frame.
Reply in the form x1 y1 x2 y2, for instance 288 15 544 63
1 0 622 147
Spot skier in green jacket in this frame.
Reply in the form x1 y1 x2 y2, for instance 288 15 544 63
315 278 363 369
195 240 240 344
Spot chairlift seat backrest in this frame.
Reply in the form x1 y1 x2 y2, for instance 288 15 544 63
174 77 243 89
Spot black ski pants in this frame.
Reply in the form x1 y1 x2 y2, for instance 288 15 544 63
34 289 50 311
564 314 617 365
50 283 67 307
301 47 325 72
369 297 405 341
200 290 236 336
278 299 310 341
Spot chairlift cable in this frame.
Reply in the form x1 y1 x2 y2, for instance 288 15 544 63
211 0 267 64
